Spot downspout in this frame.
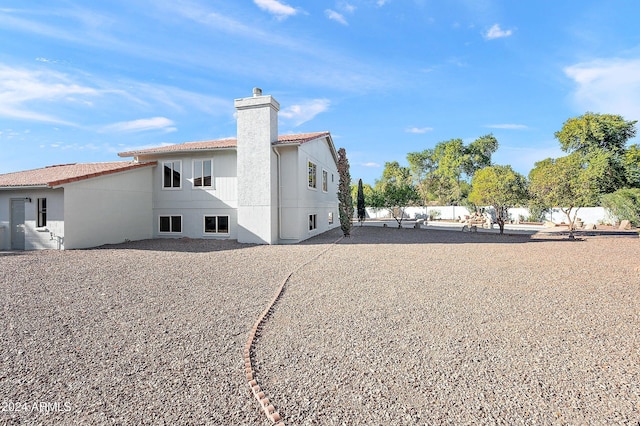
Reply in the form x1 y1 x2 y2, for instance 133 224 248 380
272 146 283 241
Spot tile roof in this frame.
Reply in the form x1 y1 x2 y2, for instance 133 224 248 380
273 131 331 145
118 132 331 157
0 161 156 188
118 139 237 157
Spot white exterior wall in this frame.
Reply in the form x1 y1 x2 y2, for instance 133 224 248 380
0 188 64 250
62 166 154 249
278 137 339 243
544 207 612 225
150 151 238 239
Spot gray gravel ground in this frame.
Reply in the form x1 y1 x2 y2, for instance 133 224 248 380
0 237 335 425
253 226 640 425
1 227 638 425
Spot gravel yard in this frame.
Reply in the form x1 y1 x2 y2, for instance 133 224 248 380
1 227 639 425
253 227 640 425
0 237 335 425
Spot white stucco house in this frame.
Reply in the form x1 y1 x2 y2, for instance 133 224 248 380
0 89 340 250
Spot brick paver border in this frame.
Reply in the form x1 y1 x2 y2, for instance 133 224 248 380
244 235 344 425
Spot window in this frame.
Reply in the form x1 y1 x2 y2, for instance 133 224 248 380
204 215 229 234
37 198 47 227
308 161 317 189
322 170 328 192
163 161 181 189
159 215 182 233
309 214 317 231
328 211 333 225
193 159 213 188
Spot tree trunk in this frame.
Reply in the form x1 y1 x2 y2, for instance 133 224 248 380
561 206 578 239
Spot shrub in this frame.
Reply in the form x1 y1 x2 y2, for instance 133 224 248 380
527 203 549 223
601 188 640 226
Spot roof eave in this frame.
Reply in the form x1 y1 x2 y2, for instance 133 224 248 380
0 184 51 190
118 145 237 158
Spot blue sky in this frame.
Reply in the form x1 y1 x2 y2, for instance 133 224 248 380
1 0 640 185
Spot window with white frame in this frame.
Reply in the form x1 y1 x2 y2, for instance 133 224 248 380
309 214 317 231
159 215 182 233
204 215 229 234
328 211 333 225
308 161 317 189
37 198 47 227
163 161 182 189
193 159 213 188
322 170 328 192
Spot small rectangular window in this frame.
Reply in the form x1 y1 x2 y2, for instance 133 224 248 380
328 211 333 225
218 216 229 233
160 216 170 232
171 216 182 233
308 161 317 189
159 215 182 233
204 215 230 234
194 159 213 188
309 214 317 231
163 161 181 189
322 170 328 192
37 198 47 227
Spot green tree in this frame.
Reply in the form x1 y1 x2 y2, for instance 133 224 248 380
337 147 353 237
371 162 420 227
555 112 637 154
528 154 600 237
465 134 499 177
407 149 436 204
623 144 640 188
555 113 638 192
407 134 498 205
357 179 366 225
468 165 528 234
601 188 640 227
351 181 374 206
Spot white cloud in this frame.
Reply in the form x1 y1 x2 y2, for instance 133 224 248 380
102 117 177 133
339 2 356 13
48 142 102 151
484 124 528 130
0 64 97 125
405 126 434 134
376 0 389 6
361 162 381 167
280 98 331 126
564 58 640 121
325 9 348 25
253 0 298 19
484 24 513 40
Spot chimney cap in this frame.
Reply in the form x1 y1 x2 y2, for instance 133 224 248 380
253 87 262 97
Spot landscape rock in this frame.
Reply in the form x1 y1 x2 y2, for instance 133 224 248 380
619 220 631 230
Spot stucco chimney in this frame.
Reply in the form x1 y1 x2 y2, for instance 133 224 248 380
234 89 280 244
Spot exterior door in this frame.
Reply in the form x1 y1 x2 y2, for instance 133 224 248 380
10 199 25 250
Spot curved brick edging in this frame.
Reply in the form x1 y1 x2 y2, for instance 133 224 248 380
244 235 345 425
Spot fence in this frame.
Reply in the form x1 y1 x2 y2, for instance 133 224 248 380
363 206 614 225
